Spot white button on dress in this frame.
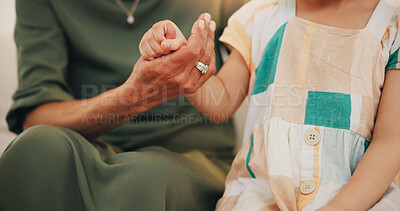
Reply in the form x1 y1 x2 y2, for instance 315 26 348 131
300 180 316 194
304 129 321 146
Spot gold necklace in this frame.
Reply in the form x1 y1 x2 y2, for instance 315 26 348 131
114 0 141 25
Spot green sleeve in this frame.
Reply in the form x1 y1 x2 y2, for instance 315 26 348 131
7 0 74 134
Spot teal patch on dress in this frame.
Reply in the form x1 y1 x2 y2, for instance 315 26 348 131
304 91 351 129
252 23 287 95
386 48 399 71
364 140 370 152
246 134 256 178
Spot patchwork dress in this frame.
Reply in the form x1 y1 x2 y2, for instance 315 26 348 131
217 0 400 210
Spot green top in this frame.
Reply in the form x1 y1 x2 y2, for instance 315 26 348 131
7 0 246 156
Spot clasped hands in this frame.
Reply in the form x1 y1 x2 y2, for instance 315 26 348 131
121 13 216 109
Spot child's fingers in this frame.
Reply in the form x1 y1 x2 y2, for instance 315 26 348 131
148 21 178 55
161 37 186 51
161 21 186 51
139 32 152 59
140 38 158 60
152 21 169 43
165 22 177 39
149 30 169 54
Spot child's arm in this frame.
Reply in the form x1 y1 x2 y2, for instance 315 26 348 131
320 70 400 210
186 48 250 123
139 20 187 60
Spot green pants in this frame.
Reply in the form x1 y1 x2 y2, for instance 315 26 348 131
0 125 231 210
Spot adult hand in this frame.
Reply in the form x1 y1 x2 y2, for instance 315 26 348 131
22 15 217 139
121 13 217 110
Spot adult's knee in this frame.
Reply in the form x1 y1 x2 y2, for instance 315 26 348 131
2 125 75 166
0 125 84 210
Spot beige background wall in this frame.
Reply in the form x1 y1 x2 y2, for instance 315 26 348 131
0 0 17 153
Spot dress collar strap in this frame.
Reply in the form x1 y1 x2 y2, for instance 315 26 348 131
366 0 397 41
280 0 397 41
279 0 296 24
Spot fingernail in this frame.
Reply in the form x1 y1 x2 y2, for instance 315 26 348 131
210 21 216 32
199 20 205 30
204 13 211 22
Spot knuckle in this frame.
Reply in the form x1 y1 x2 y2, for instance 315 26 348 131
199 47 206 56
152 23 162 31
203 55 211 64
186 89 195 94
171 77 184 86
153 67 163 75
188 47 200 58
183 84 195 94
189 84 199 93
146 35 153 43
154 32 164 42
145 50 155 57
151 52 158 57
182 83 190 90
139 37 146 47
139 48 145 56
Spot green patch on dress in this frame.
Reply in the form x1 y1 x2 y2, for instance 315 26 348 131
252 23 287 95
246 134 256 178
386 48 399 71
304 91 351 129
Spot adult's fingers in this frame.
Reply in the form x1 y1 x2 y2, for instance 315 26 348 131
167 13 211 65
177 18 216 93
187 13 211 57
198 50 217 86
181 48 216 95
188 20 216 84
196 21 217 85
199 20 216 66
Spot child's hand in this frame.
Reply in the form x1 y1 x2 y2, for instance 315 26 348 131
139 20 187 60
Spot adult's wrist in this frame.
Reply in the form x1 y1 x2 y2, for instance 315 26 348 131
115 82 152 116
